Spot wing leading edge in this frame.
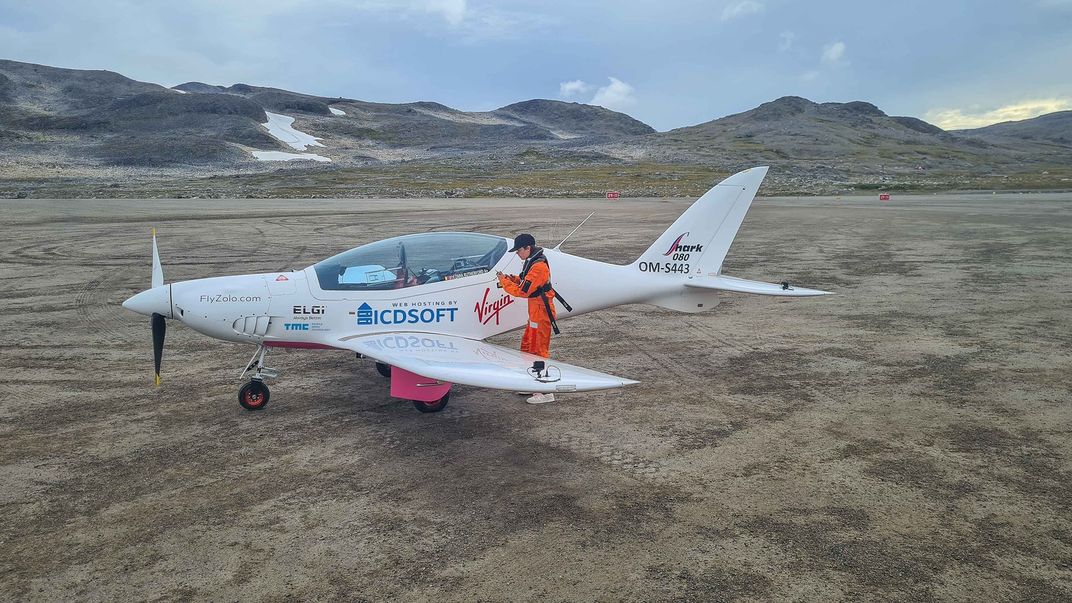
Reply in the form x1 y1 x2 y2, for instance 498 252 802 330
338 332 638 394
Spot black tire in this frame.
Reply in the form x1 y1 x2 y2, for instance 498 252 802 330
375 362 392 378
412 392 450 413
239 380 270 411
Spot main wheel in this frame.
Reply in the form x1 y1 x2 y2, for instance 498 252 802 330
412 392 450 413
375 362 392 378
239 380 270 411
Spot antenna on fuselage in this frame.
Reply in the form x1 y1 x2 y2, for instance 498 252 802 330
553 211 595 250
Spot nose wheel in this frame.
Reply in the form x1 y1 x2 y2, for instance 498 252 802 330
238 345 277 411
239 379 270 411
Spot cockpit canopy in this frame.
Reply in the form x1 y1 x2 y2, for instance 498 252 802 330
313 232 509 291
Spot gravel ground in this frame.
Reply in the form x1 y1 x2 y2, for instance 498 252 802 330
1 193 1070 601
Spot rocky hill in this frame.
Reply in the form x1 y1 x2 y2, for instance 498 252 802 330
1 59 1070 197
593 96 1071 177
174 82 336 115
170 84 654 155
493 99 654 139
0 60 654 170
0 59 163 113
956 111 1072 146
0 60 277 166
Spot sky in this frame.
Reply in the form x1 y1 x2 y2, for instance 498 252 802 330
1 0 1070 131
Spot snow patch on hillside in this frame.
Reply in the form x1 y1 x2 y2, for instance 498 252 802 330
252 150 331 162
262 112 325 151
329 107 346 116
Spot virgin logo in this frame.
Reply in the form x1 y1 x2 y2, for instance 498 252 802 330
475 287 514 325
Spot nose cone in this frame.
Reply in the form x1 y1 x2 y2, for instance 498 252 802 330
123 285 172 318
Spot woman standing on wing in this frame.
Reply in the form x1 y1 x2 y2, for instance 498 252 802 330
497 233 557 404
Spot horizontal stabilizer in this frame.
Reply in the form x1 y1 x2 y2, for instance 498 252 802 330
685 275 831 297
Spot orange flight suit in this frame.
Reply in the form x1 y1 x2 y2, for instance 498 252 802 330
498 255 556 358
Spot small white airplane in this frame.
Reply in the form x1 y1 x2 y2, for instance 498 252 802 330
123 167 829 412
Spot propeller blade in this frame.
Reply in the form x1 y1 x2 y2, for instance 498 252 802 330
152 312 166 386
151 227 164 288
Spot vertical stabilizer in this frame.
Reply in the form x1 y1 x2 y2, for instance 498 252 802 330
633 166 768 276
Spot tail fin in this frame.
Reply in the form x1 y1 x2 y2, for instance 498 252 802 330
548 167 827 318
632 166 828 312
633 166 768 276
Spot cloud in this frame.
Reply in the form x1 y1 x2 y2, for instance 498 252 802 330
559 80 590 98
925 98 1072 129
421 0 467 25
339 0 552 41
778 31 795 52
821 41 846 64
590 77 636 111
722 1 764 21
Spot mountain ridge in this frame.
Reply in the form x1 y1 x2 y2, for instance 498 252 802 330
1 59 1069 197
956 110 1072 145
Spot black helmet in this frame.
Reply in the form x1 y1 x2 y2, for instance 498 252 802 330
508 233 536 252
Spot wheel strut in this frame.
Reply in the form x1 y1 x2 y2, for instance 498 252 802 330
240 344 279 381
238 344 278 411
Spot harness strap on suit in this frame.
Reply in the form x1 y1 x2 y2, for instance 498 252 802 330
519 252 570 333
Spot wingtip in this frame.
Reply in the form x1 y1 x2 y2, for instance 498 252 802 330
720 166 770 189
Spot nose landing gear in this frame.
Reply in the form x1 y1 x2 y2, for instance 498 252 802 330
238 346 452 413
239 380 270 410
239 345 278 411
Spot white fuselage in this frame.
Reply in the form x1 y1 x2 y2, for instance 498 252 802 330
158 242 684 349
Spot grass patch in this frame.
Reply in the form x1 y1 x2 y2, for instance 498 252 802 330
5 161 1072 198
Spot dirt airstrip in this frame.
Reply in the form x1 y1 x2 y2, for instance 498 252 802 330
1 193 1070 601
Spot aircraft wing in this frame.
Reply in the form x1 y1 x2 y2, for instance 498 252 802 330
337 332 638 394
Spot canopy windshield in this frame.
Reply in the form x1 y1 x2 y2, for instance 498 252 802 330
313 232 508 291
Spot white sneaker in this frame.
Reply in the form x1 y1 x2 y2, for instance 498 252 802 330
526 393 555 404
